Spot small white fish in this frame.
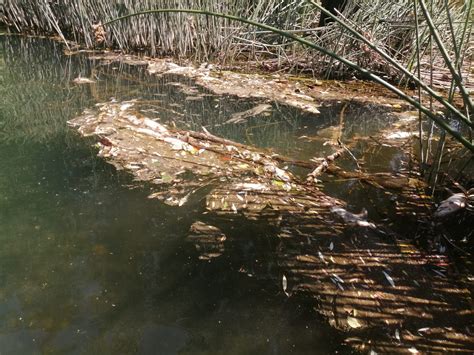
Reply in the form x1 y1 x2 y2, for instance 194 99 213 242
329 242 334 251
282 274 289 297
143 118 167 133
235 183 268 191
434 192 468 218
120 102 134 111
330 207 373 228
384 131 414 139
178 195 189 207
395 328 400 341
73 76 96 84
318 251 325 262
382 271 396 287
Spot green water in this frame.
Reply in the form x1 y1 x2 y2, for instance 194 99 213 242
0 36 413 354
0 35 356 355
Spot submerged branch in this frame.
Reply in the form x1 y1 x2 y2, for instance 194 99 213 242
307 148 345 183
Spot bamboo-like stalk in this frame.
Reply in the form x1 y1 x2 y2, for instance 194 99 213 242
306 0 472 129
418 0 473 113
413 0 424 165
103 8 474 153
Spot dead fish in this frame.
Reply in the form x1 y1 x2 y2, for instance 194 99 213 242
395 328 401 341
73 76 96 84
330 207 375 228
332 273 344 283
347 315 363 329
263 164 291 182
225 104 272 124
282 274 290 297
384 131 415 139
234 182 268 191
315 125 341 140
434 188 474 218
382 270 396 287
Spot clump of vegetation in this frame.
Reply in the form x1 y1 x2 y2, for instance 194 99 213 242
0 1 316 59
1 1 471 77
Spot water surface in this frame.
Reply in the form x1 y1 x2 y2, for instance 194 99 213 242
0 35 406 354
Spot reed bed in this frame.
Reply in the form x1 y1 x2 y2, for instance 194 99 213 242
312 1 472 79
0 0 316 61
1 1 471 78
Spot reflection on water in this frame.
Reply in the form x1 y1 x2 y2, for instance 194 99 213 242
0 36 359 354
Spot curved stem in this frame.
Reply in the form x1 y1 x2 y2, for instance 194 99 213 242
419 0 473 113
306 0 472 128
103 8 474 152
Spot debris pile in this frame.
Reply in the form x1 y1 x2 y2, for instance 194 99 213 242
68 100 344 211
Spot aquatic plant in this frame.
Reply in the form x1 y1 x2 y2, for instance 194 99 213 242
308 0 473 184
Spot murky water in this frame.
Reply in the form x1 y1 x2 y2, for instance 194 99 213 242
0 36 415 354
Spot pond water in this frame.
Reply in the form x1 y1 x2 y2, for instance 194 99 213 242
0 36 422 354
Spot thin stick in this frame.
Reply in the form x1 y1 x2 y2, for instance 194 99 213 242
413 0 425 165
307 148 345 182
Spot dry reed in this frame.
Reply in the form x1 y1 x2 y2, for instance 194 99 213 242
0 0 316 61
1 1 471 81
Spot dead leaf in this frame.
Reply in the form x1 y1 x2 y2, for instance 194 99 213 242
347 316 363 329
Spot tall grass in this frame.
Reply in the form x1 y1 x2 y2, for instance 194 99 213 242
0 0 316 60
305 0 473 163
1 1 471 76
